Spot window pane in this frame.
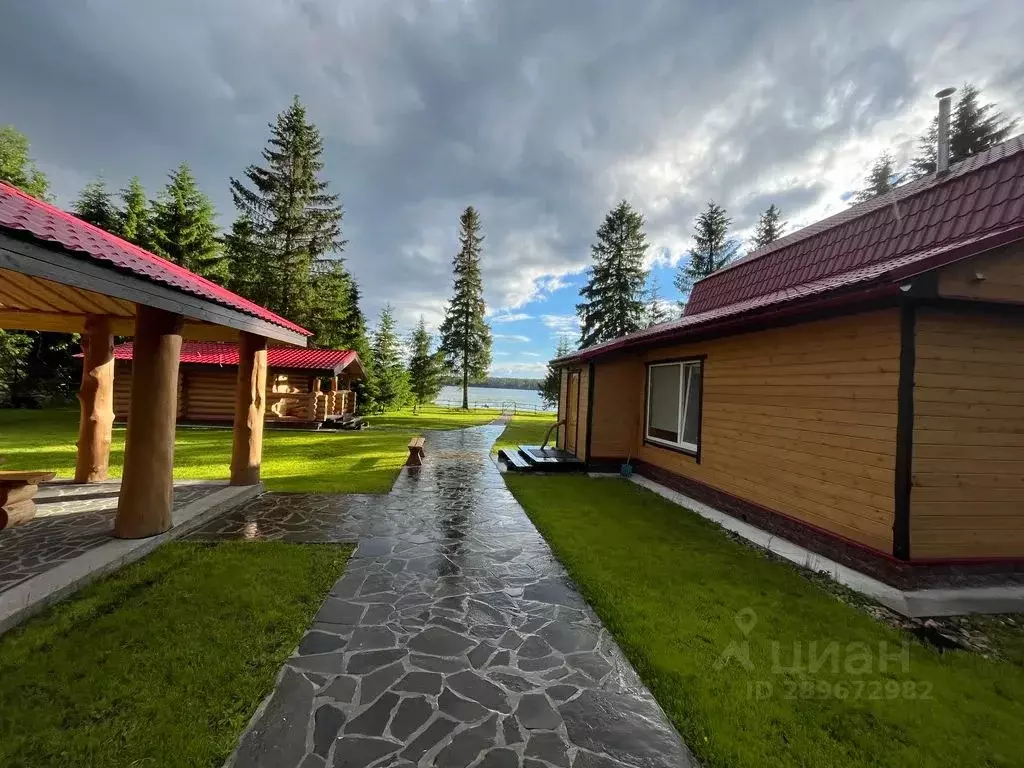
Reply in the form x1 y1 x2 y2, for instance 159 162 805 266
681 363 702 446
648 365 681 442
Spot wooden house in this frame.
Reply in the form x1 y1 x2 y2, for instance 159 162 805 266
550 134 1024 587
110 342 366 425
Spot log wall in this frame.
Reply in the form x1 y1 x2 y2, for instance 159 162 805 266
113 365 332 422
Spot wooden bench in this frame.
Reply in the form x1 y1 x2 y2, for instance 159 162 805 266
406 437 426 467
0 471 56 529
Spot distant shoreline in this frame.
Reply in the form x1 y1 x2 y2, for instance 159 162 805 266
440 381 541 391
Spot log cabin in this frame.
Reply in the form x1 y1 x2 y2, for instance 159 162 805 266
548 130 1024 588
109 342 366 426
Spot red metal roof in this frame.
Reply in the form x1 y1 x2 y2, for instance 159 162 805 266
687 135 1024 315
0 182 311 337
559 135 1024 363
111 341 362 374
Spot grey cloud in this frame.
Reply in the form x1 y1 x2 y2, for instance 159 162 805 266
2 0 1022 328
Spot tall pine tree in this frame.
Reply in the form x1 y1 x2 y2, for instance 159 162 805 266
224 215 266 300
539 336 572 408
335 280 374 411
408 317 444 412
370 305 411 412
642 275 673 328
150 163 224 281
305 260 355 349
73 178 118 231
750 204 785 249
576 200 649 349
0 125 49 199
853 154 896 204
229 96 345 323
0 126 76 407
911 84 1016 177
439 206 492 409
116 176 151 248
675 201 738 300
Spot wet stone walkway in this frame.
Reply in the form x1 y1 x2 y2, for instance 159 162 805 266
201 423 694 768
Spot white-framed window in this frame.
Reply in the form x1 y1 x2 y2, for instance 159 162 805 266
645 359 703 454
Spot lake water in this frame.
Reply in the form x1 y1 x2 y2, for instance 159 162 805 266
434 385 554 411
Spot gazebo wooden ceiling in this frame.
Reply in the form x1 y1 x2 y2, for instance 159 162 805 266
0 181 312 539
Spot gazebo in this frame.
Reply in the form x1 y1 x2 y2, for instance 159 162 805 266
0 181 310 538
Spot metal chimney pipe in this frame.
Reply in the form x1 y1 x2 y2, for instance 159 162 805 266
935 87 956 175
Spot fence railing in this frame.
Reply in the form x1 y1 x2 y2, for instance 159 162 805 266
433 398 555 413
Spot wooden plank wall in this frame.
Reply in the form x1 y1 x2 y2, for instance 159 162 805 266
590 354 644 458
590 309 902 553
937 241 1024 303
576 366 591 459
910 308 1024 558
556 368 568 450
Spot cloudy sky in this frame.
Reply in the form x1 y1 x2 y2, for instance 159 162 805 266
2 0 1022 377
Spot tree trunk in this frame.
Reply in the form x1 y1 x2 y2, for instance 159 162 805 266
462 357 469 410
74 315 115 483
115 305 183 539
230 332 268 486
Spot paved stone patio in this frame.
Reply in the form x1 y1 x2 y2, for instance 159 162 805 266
0 480 225 595
203 423 694 768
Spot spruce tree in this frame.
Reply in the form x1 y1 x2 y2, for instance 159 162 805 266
0 127 72 406
150 163 225 281
675 201 738 299
408 317 444 412
576 200 649 349
229 96 344 322
73 178 118 231
539 336 572 408
116 176 151 248
911 84 1016 177
642 275 673 328
0 125 50 199
750 204 786 249
335 280 374 411
370 305 411 412
224 215 265 300
852 154 897 204
439 206 492 409
305 260 354 349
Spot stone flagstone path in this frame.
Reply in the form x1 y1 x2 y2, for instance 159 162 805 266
197 422 695 768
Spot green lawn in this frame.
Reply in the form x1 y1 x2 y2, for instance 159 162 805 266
0 405 498 493
505 474 1024 768
492 411 558 454
0 541 352 768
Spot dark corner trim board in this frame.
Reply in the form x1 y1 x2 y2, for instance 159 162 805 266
584 362 595 462
630 459 1024 589
893 301 916 561
642 355 705 464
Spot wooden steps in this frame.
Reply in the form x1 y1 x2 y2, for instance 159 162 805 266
497 445 585 473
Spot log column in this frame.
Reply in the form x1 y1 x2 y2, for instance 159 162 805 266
307 377 322 420
74 315 115 483
114 305 183 539
230 332 268 485
329 375 339 416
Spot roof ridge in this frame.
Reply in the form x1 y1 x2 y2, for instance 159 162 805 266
701 132 1024 282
